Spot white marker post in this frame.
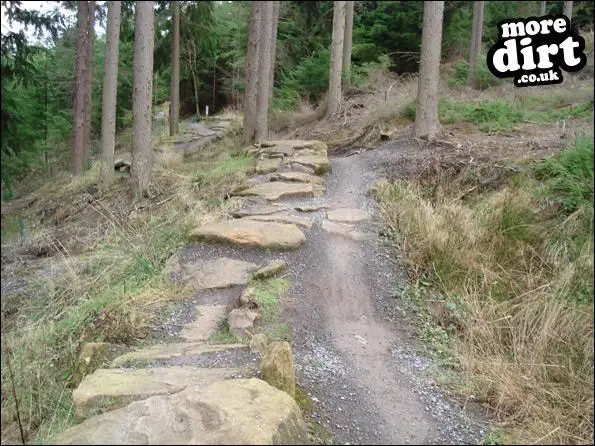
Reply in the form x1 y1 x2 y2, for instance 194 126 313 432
205 106 209 117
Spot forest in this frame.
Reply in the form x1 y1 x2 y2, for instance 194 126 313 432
1 1 594 445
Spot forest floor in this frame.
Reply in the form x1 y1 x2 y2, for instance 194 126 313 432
1 72 593 444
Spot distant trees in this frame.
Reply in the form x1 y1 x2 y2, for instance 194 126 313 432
99 1 121 189
413 0 444 140
327 1 345 117
468 1 484 89
71 1 94 175
131 1 155 198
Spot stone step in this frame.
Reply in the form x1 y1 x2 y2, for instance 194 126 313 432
72 366 239 421
190 219 306 250
269 171 325 185
111 342 248 368
234 181 324 201
164 256 257 291
55 379 309 445
179 304 228 342
242 212 313 229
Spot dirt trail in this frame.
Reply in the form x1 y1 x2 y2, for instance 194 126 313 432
286 143 485 445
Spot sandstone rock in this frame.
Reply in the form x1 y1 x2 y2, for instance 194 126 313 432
240 287 258 306
326 208 371 223
232 205 290 218
244 212 313 229
228 308 260 337
256 158 282 174
74 343 111 385
260 341 296 399
295 204 329 212
165 256 257 290
321 219 374 241
55 378 310 445
190 220 306 250
234 181 322 201
72 367 236 421
111 342 247 368
250 333 269 355
180 304 228 342
252 259 287 280
289 155 331 175
270 172 325 185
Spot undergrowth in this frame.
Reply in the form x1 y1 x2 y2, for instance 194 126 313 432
0 125 252 444
376 136 594 444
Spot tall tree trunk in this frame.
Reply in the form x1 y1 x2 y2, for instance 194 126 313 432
71 1 90 175
540 1 546 15
468 1 484 89
99 1 121 189
563 1 573 22
255 1 273 142
83 1 95 169
243 1 261 143
327 1 346 118
413 1 444 139
169 1 180 136
268 1 280 103
131 0 155 198
192 70 200 117
343 1 354 86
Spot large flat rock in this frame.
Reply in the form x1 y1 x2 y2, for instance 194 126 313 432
270 171 325 185
234 182 323 201
111 343 247 368
72 367 237 421
190 219 306 250
180 304 228 342
289 155 331 175
165 256 257 290
55 378 310 445
243 212 313 229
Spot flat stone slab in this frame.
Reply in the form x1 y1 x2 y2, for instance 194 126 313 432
180 304 228 342
295 204 329 212
243 212 313 229
111 343 247 368
256 158 282 174
190 219 306 250
231 205 290 218
270 171 325 184
289 154 331 175
326 208 371 223
55 379 309 445
166 256 257 290
321 219 374 241
72 367 237 421
234 181 323 201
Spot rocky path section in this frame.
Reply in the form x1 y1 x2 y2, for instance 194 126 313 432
53 140 332 445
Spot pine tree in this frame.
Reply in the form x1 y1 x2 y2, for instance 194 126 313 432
169 1 180 136
255 1 273 142
100 1 122 188
243 1 261 143
343 1 354 86
413 1 444 139
468 1 484 89
327 1 346 117
131 0 155 198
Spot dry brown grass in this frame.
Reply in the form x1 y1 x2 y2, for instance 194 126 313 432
375 141 594 444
